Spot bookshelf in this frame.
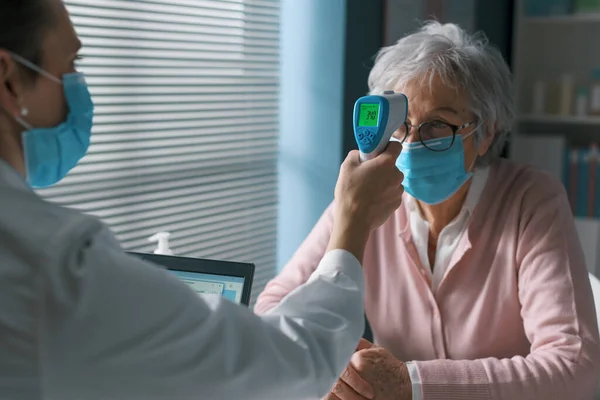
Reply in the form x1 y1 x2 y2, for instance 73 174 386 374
512 2 600 126
523 13 600 23
511 0 600 277
518 115 600 125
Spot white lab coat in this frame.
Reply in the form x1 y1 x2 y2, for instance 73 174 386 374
0 160 365 400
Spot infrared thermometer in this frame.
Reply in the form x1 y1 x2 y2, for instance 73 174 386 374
353 90 408 161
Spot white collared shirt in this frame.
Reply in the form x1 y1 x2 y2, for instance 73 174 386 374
405 167 490 291
405 167 490 400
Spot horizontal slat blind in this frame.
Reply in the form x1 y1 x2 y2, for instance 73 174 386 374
38 0 280 306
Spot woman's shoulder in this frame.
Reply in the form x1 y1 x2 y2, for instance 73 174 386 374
488 158 567 203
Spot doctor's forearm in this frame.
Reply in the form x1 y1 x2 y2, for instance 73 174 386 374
262 250 366 398
327 219 370 265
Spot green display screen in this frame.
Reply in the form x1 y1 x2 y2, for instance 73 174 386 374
358 103 380 126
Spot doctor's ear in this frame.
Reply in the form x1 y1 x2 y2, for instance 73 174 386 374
0 50 27 119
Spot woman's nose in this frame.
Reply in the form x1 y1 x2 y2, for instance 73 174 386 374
393 125 419 143
403 133 419 144
392 129 404 140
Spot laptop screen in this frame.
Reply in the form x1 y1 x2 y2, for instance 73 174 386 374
168 270 246 304
128 252 254 306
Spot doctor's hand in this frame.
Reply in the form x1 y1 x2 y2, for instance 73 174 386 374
328 142 404 262
324 339 412 400
334 141 404 232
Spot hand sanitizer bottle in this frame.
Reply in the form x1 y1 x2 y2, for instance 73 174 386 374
148 232 174 256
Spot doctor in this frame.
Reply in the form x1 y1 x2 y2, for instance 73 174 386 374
0 0 404 399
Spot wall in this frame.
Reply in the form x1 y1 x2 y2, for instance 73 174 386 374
384 0 476 45
277 0 347 270
341 0 385 156
384 0 513 62
474 0 514 64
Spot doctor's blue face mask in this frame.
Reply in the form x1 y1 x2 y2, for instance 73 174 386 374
395 130 478 205
10 53 94 188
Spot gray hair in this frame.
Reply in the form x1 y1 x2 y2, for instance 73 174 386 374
368 21 515 166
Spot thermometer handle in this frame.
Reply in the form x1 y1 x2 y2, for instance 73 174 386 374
359 152 372 162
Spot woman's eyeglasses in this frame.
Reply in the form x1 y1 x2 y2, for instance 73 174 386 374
394 120 475 152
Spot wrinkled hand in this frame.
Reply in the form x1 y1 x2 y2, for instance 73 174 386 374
334 142 404 234
324 339 412 400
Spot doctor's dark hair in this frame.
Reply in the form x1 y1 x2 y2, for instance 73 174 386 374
0 0 55 79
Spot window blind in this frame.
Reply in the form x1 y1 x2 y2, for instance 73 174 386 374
38 0 281 305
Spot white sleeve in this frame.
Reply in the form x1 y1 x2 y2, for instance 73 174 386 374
406 362 422 400
41 224 365 400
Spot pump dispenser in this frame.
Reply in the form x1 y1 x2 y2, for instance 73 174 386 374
149 232 174 255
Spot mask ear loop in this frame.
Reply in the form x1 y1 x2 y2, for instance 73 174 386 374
460 126 480 173
10 53 62 84
466 152 478 173
15 115 33 130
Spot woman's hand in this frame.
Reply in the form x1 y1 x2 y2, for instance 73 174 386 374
328 142 404 262
324 339 412 400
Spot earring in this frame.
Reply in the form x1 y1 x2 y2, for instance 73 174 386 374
21 107 28 117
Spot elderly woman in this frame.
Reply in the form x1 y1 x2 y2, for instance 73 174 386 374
255 21 600 399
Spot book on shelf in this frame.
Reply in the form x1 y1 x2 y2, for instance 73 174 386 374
564 143 600 218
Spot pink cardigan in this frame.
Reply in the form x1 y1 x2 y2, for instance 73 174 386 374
255 159 600 399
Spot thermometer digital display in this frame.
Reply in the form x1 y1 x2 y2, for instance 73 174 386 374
358 103 380 127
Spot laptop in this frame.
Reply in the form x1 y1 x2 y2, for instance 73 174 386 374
129 252 255 307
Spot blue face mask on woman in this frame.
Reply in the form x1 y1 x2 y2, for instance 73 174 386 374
395 131 476 205
11 53 94 188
